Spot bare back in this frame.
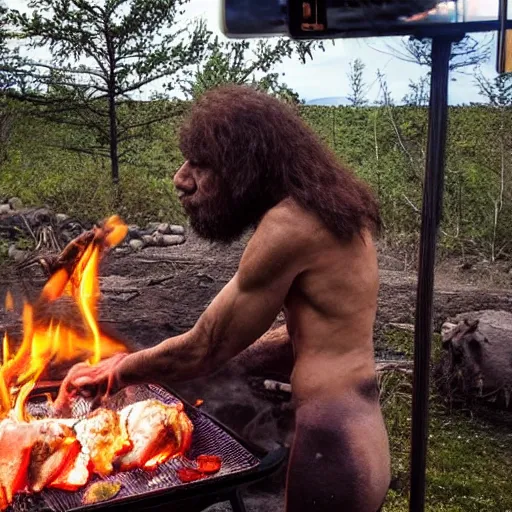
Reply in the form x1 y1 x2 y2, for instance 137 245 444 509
282 204 379 403
252 199 390 512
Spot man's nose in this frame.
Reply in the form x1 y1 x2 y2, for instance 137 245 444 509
174 162 196 193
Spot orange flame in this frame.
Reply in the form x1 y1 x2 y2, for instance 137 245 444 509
0 216 129 421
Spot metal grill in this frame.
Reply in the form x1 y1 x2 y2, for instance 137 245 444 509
9 384 261 512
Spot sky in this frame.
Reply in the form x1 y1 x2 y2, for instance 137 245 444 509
4 0 503 105
182 0 500 105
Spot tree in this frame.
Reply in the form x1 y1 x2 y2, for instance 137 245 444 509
475 71 512 108
0 2 20 93
386 34 492 72
11 0 210 185
346 58 368 107
473 70 512 261
0 3 21 163
182 36 321 103
402 74 430 107
376 34 492 108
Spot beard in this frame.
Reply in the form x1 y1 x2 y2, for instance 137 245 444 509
183 184 268 244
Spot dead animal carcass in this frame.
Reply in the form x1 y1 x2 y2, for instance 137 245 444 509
438 310 512 409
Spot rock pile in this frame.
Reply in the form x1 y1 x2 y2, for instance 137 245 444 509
125 222 186 252
0 198 186 262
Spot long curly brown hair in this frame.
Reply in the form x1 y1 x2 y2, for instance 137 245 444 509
179 85 381 241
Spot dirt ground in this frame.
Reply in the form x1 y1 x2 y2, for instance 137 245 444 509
1 230 512 511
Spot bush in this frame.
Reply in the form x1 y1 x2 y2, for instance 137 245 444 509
2 101 512 260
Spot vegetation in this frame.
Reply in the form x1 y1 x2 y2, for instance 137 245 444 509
8 0 210 186
4 100 512 261
6 0 317 189
379 330 512 512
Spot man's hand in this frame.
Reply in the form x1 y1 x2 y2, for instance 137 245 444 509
54 352 131 414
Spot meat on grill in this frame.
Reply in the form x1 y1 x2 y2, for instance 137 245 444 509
74 408 131 477
0 418 80 510
0 399 195 511
116 400 193 471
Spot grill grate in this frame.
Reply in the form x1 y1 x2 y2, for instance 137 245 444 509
9 384 260 512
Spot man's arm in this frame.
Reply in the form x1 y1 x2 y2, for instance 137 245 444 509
118 207 308 387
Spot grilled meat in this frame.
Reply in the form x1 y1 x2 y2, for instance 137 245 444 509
0 399 195 510
0 418 80 510
27 421 81 493
72 408 131 477
0 419 32 511
116 400 193 471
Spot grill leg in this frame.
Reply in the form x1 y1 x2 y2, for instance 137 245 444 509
229 489 247 512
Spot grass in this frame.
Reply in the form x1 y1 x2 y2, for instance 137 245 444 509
379 330 512 512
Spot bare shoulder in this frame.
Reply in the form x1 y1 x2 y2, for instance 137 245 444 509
249 199 324 254
237 200 319 286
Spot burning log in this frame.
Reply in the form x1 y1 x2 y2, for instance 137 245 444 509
0 215 129 422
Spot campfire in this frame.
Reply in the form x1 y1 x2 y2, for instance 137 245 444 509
0 216 221 511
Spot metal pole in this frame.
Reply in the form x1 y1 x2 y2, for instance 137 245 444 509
497 0 509 73
408 35 455 512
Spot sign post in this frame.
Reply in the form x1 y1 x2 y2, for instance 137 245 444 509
408 33 461 512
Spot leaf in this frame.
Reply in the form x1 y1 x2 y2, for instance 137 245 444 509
82 481 122 505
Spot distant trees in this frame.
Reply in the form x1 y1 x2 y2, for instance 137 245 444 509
391 35 492 107
3 0 323 185
182 36 320 104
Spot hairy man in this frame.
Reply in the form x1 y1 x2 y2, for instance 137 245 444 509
57 85 391 511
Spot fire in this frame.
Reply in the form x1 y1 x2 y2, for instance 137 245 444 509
0 216 129 421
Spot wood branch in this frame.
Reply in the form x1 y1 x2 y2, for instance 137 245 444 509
262 361 414 396
375 360 414 374
146 275 175 286
388 322 415 332
263 380 292 394
133 258 196 265
117 114 177 136
27 61 107 81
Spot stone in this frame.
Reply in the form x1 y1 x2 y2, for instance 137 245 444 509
146 222 160 232
152 232 164 246
161 234 185 246
438 310 512 410
7 245 26 263
170 225 185 235
129 239 144 252
157 223 171 234
142 235 153 246
8 197 22 210
56 213 69 223
0 204 11 214
125 224 142 242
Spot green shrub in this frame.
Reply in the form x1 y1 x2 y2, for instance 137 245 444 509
3 102 512 260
